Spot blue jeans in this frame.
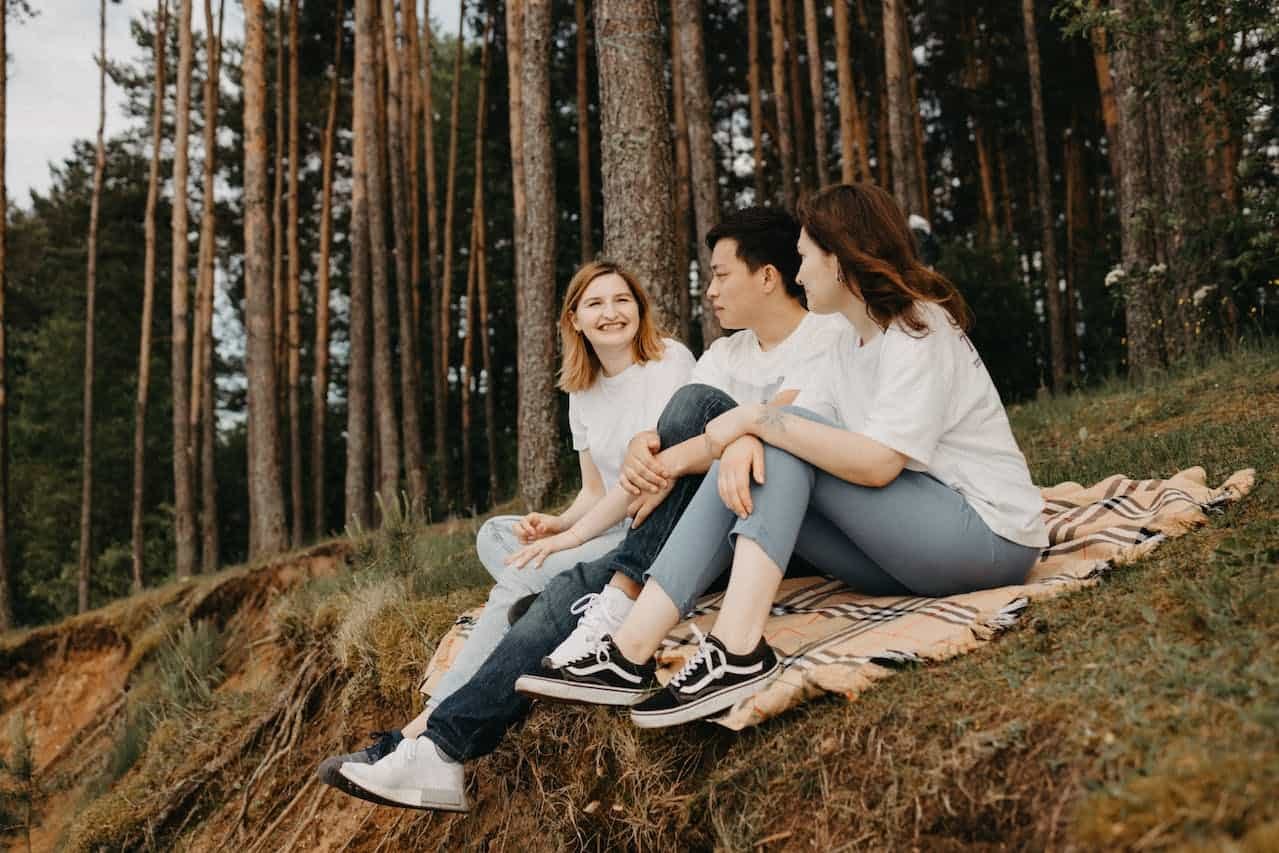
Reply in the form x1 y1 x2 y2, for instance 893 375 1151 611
646 407 1041 614
425 384 737 762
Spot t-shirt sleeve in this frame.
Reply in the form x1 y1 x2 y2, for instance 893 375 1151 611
643 342 696 429
860 327 951 467
568 392 589 451
689 341 729 393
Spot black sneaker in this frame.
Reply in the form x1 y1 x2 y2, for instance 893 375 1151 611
514 635 660 706
630 631 779 728
317 730 404 806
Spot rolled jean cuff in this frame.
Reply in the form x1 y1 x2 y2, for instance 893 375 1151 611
727 513 792 580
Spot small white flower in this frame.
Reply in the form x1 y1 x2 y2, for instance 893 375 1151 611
1192 285 1215 306
1104 267 1126 288
1148 263 1167 276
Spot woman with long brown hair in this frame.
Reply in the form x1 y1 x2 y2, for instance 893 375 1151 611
518 184 1047 728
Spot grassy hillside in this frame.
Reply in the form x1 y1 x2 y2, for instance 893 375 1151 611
2 346 1276 852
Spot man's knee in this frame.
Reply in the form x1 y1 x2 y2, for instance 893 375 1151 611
656 383 736 445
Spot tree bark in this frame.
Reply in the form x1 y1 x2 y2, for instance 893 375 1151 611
404 0 422 339
192 0 224 570
272 1 286 398
669 13 692 338
315 0 344 538
882 0 921 215
518 0 559 509
747 0 766 202
767 0 795 207
1088 0 1122 192
171 0 197 579
436 3 466 511
576 0 594 263
1022 0 1067 391
833 0 869 182
0 0 10 626
345 1 373 529
130 0 168 595
802 0 830 187
594 0 680 332
422 2 446 511
78 0 108 613
381 0 429 510
908 42 928 219
673 0 723 345
359 0 401 509
476 152 498 508
243 0 288 555
785 0 810 193
284 0 303 544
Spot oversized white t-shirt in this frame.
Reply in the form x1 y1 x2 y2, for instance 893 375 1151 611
568 338 697 493
795 304 1048 548
690 311 849 404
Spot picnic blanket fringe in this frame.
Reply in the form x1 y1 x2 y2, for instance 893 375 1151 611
418 466 1255 731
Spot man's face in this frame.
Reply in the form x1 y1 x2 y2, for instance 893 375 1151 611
706 238 768 331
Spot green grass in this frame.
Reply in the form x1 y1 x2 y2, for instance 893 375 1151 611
31 344 1279 851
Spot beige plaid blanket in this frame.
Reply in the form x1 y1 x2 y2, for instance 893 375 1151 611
421 466 1254 730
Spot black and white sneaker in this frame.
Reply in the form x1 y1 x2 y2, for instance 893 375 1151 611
630 629 779 728
514 635 659 706
316 730 404 806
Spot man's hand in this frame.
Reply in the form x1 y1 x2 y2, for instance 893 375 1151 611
717 436 765 518
704 404 760 458
627 478 675 528
513 512 563 544
620 430 669 495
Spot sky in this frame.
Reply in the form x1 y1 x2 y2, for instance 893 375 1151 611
6 0 462 209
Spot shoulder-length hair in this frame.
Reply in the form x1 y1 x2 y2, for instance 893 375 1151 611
797 183 973 336
557 260 668 393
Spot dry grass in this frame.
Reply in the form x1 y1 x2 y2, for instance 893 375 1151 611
8 345 1277 852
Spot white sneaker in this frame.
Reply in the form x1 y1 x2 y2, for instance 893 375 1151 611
542 585 635 669
338 736 468 812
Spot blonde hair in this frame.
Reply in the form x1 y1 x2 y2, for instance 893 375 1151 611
557 260 667 392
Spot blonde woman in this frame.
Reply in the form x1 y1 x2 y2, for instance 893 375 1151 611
318 261 693 795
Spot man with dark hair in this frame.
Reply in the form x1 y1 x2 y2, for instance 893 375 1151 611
322 207 847 812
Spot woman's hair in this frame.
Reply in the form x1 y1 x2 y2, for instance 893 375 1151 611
796 183 973 335
557 260 667 392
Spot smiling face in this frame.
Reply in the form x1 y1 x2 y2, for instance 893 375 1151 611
706 237 772 330
570 272 641 353
795 227 853 315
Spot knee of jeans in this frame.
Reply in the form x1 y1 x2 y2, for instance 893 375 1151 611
759 443 814 485
779 405 840 429
656 384 730 444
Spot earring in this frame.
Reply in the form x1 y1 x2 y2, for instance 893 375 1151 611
836 269 845 284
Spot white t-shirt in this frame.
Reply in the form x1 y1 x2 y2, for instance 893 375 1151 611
690 311 849 404
795 303 1048 548
568 338 697 493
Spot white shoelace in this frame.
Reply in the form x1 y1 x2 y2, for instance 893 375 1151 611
668 626 726 690
386 735 422 769
570 593 615 642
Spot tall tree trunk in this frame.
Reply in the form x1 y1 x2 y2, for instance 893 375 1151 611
171 0 196 579
192 0 224 570
576 0 594 263
243 0 288 555
767 0 796 207
285 0 304 544
422 3 446 512
1064 117 1084 378
504 0 527 509
1088 0 1122 192
405 0 422 342
0 0 9 625
1022 0 1066 392
436 3 465 512
802 0 830 187
381 0 429 510
876 79 890 187
833 0 869 182
673 0 723 344
345 2 373 529
1109 0 1163 379
669 13 692 338
785 0 810 193
908 45 929 219
997 138 1014 237
518 0 559 509
747 0 766 202
359 0 401 508
594 0 680 331
461 215 477 512
272 1 286 399
315 0 344 538
883 0 922 214
130 0 167 595
79 0 108 613
476 149 498 508
462 13 492 511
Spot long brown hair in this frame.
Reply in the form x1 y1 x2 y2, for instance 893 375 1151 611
557 260 668 392
797 183 972 335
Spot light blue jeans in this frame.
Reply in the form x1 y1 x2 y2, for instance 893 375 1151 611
428 515 628 704
646 408 1041 615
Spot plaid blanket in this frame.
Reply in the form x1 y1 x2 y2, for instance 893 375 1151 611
420 466 1254 730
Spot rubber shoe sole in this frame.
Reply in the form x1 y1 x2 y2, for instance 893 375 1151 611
318 755 403 808
336 765 469 813
514 673 656 707
629 661 781 729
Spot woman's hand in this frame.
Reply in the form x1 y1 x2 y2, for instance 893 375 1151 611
513 512 563 544
717 435 766 518
704 404 761 458
505 528 584 570
620 430 669 495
